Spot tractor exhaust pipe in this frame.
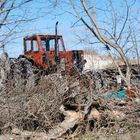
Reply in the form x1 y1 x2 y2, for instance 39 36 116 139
55 21 59 61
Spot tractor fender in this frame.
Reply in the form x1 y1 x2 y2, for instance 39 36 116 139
18 55 35 65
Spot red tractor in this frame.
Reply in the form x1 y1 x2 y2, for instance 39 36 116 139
22 22 85 72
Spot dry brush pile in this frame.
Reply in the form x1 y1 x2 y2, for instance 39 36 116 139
0 52 140 139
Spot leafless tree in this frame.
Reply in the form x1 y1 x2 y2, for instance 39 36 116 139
0 0 33 50
49 0 140 88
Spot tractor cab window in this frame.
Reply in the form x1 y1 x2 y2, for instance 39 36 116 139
49 39 55 51
32 39 39 52
41 39 50 51
43 38 56 51
49 38 64 51
40 37 64 52
58 39 64 51
25 40 31 52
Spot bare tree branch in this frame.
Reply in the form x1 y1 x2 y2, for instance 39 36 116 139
0 0 32 14
116 1 129 42
67 0 138 88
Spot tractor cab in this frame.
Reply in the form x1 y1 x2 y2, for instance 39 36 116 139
23 34 85 71
22 22 85 72
23 34 66 69
24 34 65 53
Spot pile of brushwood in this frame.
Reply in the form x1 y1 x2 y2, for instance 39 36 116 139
0 52 140 140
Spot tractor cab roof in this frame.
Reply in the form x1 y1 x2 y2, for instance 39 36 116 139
24 34 63 40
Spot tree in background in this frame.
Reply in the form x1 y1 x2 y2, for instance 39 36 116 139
51 0 139 88
0 0 33 50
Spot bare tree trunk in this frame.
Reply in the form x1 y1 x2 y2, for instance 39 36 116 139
69 0 132 88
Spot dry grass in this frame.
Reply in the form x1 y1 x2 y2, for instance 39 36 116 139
80 131 140 140
0 55 139 139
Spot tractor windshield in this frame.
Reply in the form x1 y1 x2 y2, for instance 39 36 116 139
41 39 50 51
41 37 64 52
